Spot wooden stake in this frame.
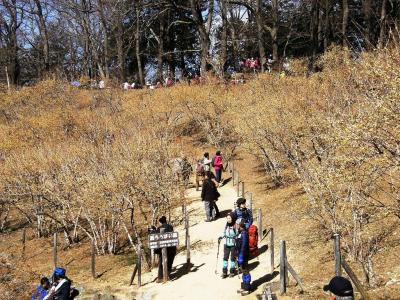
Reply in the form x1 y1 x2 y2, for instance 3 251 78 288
287 261 304 291
185 204 191 264
280 240 287 294
21 228 26 258
241 182 245 197
334 234 342 276
342 259 370 300
160 228 168 282
91 240 96 278
270 228 274 273
257 208 262 246
5 66 10 91
53 232 58 269
138 247 142 287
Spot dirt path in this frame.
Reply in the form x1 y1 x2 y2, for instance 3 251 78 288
136 182 279 300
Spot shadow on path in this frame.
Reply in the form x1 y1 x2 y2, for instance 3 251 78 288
251 271 280 292
170 262 205 281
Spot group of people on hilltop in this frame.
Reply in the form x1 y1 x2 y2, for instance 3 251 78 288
31 268 78 300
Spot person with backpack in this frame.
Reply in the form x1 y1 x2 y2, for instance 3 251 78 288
212 151 223 185
201 171 220 221
31 277 51 300
218 212 238 278
43 268 71 300
155 216 177 282
236 218 252 295
233 198 253 230
195 159 205 191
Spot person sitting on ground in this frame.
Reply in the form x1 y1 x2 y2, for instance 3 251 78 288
43 267 71 300
323 276 354 300
233 198 253 230
201 171 220 222
156 216 177 283
31 277 51 300
212 151 223 185
218 212 238 278
236 218 251 295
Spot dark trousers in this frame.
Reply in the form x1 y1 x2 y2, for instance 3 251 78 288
158 247 177 279
215 169 222 183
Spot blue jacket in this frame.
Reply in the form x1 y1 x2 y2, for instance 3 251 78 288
234 208 253 229
236 230 249 259
31 285 48 300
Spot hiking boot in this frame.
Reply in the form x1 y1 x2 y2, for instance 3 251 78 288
205 219 212 222
156 278 163 283
221 268 228 279
229 268 236 277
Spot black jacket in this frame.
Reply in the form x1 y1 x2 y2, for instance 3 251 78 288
201 179 220 202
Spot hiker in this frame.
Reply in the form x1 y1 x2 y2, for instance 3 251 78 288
218 212 238 278
233 198 253 230
323 276 354 300
212 151 223 185
236 218 252 295
201 171 220 221
43 268 71 300
156 216 177 282
31 277 51 300
195 159 205 191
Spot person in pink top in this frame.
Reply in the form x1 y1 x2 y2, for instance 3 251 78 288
212 150 223 185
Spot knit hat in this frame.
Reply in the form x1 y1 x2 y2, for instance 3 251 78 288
158 216 167 224
323 276 354 297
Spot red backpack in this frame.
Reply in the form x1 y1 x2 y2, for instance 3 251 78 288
248 224 259 259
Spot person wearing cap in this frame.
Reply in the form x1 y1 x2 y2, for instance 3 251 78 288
323 276 354 300
156 216 177 282
233 198 253 230
43 267 71 300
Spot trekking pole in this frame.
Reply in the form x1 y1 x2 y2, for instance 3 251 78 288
214 238 222 275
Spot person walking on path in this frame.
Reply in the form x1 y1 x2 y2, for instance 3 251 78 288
201 172 220 221
233 198 253 230
212 151 223 185
218 212 238 278
31 277 51 300
156 216 177 282
236 218 252 295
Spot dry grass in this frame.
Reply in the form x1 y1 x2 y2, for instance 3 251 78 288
0 47 399 298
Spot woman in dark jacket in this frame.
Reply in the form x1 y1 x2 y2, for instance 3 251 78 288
201 172 220 221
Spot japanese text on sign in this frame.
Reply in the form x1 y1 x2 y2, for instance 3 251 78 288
149 232 179 249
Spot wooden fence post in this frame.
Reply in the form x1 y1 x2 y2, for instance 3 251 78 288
280 240 287 294
21 228 26 258
5 66 10 92
53 232 58 269
91 240 96 278
237 180 240 197
160 228 168 282
185 204 191 265
334 234 342 276
241 182 245 197
342 259 370 300
232 168 235 186
270 228 274 273
257 208 262 245
248 192 253 212
151 249 155 268
137 247 142 287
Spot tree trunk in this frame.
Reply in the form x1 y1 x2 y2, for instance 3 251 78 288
363 0 373 48
117 20 126 82
34 0 50 74
156 15 165 82
219 0 228 75
271 0 279 61
310 0 320 59
342 0 349 46
135 1 144 85
98 0 110 79
323 0 332 50
256 0 266 72
378 0 387 49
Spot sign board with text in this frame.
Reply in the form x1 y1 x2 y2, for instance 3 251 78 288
149 232 179 249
